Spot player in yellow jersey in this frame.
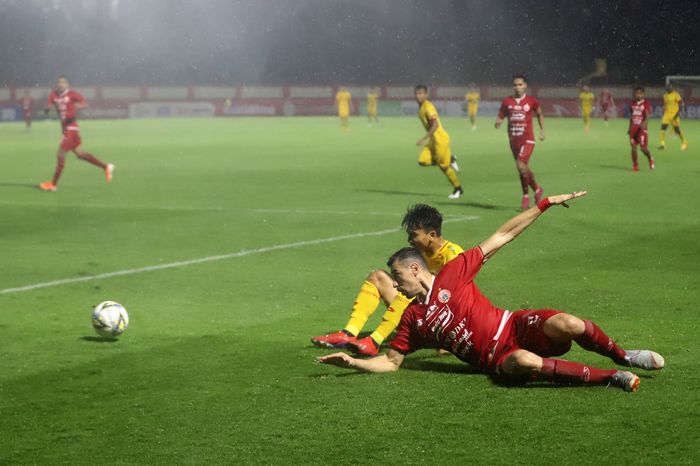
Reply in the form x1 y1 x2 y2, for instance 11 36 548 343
414 84 464 199
658 83 688 150
366 88 379 125
464 83 480 130
335 87 353 131
311 204 464 356
579 85 595 132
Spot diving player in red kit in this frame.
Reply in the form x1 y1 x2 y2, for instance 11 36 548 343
628 86 654 172
318 192 665 392
19 90 34 129
495 75 545 210
39 76 113 191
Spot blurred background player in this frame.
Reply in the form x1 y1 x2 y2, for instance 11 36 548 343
39 76 113 191
366 87 379 125
658 83 688 150
464 83 480 130
310 204 463 356
414 84 463 199
19 90 34 129
628 86 654 172
335 86 353 131
598 88 615 126
495 75 545 210
579 85 595 132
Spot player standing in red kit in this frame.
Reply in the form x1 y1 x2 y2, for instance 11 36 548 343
319 192 665 392
598 88 615 125
495 75 545 210
19 90 34 129
39 76 113 192
628 86 654 172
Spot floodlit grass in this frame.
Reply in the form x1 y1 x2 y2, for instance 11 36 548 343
0 116 698 464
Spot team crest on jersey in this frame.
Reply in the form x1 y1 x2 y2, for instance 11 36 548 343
523 103 530 112
437 289 451 303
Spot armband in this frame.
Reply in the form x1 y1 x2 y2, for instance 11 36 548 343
537 198 551 212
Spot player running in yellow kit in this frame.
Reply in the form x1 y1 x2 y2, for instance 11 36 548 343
335 87 353 131
658 83 688 150
414 84 464 199
311 204 463 356
465 83 480 130
367 88 379 125
579 85 595 132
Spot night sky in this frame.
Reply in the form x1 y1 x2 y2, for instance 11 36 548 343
0 0 697 86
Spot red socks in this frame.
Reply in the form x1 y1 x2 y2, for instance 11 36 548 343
575 320 628 365
527 169 539 191
539 358 616 385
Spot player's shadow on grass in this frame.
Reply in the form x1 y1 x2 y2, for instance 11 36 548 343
598 164 631 171
433 200 513 211
0 182 39 189
401 358 481 375
79 336 119 343
359 188 435 197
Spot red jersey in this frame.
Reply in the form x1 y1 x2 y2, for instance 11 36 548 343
599 91 613 107
389 247 512 370
629 99 651 127
498 94 540 142
20 96 34 111
47 89 85 131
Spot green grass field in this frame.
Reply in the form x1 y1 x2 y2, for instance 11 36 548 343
1 116 699 464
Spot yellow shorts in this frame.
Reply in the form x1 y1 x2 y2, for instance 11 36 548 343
368 108 377 116
468 104 478 116
418 140 452 168
339 111 349 119
661 113 680 126
582 108 592 118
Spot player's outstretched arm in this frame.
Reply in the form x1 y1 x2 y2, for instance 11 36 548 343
479 191 587 260
317 349 405 373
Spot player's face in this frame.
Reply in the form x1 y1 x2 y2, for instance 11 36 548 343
634 90 644 101
415 88 428 104
406 227 435 253
665 84 673 93
389 261 422 298
56 78 69 92
513 78 527 97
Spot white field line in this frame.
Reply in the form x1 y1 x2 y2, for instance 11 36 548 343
0 216 479 295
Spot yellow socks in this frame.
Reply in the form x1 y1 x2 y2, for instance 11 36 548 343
659 130 666 146
370 293 413 344
343 281 381 336
443 166 461 188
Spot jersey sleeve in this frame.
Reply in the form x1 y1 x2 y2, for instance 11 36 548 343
72 91 86 105
458 246 485 283
531 97 541 111
388 305 419 354
498 100 507 119
425 102 438 120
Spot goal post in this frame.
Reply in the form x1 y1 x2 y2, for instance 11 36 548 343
665 75 700 86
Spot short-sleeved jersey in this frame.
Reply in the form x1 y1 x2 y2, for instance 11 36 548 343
422 240 464 275
336 90 352 113
599 91 613 107
390 247 511 369
579 91 595 109
418 100 449 144
498 95 540 142
465 91 480 105
629 99 651 127
20 96 34 111
47 89 85 131
663 91 682 115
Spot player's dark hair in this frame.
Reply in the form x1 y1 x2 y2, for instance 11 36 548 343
634 86 645 92
386 247 428 270
513 74 527 83
402 204 443 236
414 84 428 92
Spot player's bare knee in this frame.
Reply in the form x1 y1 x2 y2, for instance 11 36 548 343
502 350 540 376
366 269 391 288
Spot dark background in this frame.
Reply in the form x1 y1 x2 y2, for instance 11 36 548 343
0 0 697 87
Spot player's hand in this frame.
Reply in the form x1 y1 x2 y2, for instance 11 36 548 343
546 191 587 208
317 352 356 368
494 120 502 129
539 130 546 141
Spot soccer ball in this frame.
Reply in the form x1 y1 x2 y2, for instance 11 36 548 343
91 301 129 338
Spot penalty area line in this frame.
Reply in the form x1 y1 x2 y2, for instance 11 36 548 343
0 216 479 295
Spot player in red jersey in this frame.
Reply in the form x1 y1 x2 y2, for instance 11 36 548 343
319 192 665 392
628 86 654 172
495 75 545 210
39 76 113 192
598 88 615 125
19 90 35 129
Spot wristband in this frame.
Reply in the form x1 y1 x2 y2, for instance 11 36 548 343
537 198 551 212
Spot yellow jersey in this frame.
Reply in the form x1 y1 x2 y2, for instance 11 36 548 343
336 90 352 115
579 91 595 110
663 91 682 116
465 91 480 105
422 239 464 274
367 92 378 113
418 100 449 144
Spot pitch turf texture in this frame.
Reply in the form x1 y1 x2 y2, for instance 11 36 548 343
1 116 698 464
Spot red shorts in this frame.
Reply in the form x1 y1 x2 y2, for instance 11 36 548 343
509 140 536 163
60 130 81 151
23 110 32 120
629 127 648 148
489 309 571 373
601 104 610 112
